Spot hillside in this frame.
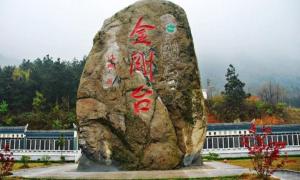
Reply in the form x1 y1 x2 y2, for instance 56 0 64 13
285 108 300 124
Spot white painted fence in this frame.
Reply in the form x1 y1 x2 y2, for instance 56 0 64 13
202 146 300 158
5 147 300 162
10 149 82 162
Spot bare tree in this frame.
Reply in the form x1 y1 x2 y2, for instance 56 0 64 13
257 81 286 105
206 79 216 99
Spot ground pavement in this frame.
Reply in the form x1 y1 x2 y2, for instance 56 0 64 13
273 170 300 180
11 161 249 179
11 161 300 179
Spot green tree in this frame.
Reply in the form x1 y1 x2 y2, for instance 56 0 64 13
0 100 8 114
57 134 66 162
12 68 30 81
32 91 46 112
52 119 63 129
223 64 248 122
57 134 66 150
0 100 13 126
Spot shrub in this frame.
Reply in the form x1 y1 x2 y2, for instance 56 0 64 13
0 144 15 177
205 152 219 161
60 155 65 163
274 103 287 117
242 123 289 179
41 155 51 165
20 155 30 168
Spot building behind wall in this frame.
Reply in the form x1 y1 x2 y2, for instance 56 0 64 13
203 122 300 157
0 124 80 162
1 122 300 160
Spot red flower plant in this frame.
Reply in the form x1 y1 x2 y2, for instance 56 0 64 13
0 144 15 177
242 123 289 179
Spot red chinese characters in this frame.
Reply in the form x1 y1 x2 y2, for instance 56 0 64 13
105 78 113 86
107 63 115 70
106 54 116 71
131 85 153 114
129 17 156 46
130 50 155 82
104 53 117 88
129 16 156 115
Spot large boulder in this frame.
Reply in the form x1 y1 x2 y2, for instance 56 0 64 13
77 0 207 170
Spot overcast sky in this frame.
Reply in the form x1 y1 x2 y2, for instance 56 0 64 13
0 0 299 88
1 0 299 60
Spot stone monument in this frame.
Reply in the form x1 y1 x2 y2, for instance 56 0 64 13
77 0 207 170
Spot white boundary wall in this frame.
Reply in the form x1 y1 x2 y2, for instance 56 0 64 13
11 149 82 162
202 146 300 158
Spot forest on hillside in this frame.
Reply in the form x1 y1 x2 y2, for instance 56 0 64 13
0 55 299 129
0 55 86 129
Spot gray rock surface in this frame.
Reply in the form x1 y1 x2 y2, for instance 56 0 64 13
77 0 207 170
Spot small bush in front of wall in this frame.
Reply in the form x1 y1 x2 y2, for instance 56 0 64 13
41 155 51 165
242 123 291 179
205 152 220 161
0 144 15 177
60 155 66 163
20 155 30 168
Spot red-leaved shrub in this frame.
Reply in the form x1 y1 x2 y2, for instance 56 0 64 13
242 123 288 179
0 144 15 177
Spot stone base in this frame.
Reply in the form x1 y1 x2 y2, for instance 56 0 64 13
192 155 203 166
77 154 119 172
78 153 204 171
12 161 251 179
183 153 203 166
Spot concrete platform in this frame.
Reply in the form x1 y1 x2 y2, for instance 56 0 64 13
11 162 250 179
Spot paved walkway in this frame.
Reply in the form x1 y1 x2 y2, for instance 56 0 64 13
11 162 249 179
273 170 300 180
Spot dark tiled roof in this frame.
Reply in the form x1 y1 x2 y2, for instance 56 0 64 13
257 124 300 133
207 122 251 131
208 123 300 133
0 126 26 133
26 130 75 138
0 124 76 138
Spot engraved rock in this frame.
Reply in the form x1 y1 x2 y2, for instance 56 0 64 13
77 0 207 170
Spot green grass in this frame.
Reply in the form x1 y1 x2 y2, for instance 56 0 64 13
224 156 300 172
155 177 239 180
12 162 61 171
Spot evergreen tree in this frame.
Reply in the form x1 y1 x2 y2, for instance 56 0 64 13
32 91 46 112
0 100 8 114
223 64 248 122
